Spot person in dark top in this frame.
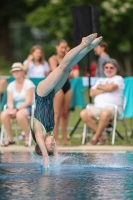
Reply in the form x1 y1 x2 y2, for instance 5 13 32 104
31 33 103 168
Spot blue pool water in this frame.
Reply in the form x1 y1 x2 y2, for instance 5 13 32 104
0 152 133 200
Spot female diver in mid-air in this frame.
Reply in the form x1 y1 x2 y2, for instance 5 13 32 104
31 33 103 168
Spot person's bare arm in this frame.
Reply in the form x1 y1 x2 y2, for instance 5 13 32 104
90 82 118 97
34 121 49 168
36 134 49 168
7 91 17 116
17 88 34 110
90 88 104 97
97 83 118 92
23 55 33 71
48 56 57 71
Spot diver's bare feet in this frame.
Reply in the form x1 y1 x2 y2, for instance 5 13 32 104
89 36 103 48
81 33 97 46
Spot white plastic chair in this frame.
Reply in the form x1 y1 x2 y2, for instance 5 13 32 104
0 104 35 146
82 98 128 145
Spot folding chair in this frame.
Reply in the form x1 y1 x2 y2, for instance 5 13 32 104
82 97 128 145
0 104 35 146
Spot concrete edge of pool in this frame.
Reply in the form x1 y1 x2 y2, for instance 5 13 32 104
0 145 133 153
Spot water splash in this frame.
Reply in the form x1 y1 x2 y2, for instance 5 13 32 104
31 152 70 171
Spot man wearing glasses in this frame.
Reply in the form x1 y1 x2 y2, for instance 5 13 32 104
80 58 124 145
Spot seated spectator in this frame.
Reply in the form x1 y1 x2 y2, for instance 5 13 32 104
0 68 7 103
23 45 50 78
80 58 124 145
1 62 35 147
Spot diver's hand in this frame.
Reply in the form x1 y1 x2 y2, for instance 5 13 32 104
43 156 49 169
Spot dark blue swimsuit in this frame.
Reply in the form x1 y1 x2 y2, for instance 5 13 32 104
34 90 55 134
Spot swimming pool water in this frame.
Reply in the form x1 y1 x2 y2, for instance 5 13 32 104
0 152 133 200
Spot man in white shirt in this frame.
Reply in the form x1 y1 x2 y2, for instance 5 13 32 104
80 58 124 145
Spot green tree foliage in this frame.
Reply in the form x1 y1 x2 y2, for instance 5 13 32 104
99 0 133 75
27 0 133 75
27 0 100 46
1 0 133 75
0 0 49 62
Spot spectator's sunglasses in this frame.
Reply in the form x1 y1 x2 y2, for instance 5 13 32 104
104 65 115 70
12 70 22 73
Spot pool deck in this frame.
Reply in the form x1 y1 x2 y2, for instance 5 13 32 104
0 145 133 153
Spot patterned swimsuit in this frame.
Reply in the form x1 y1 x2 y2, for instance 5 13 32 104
34 89 55 134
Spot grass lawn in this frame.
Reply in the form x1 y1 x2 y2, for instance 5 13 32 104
5 113 133 147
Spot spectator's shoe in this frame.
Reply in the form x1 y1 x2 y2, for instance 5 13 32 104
87 139 98 145
1 140 15 147
96 138 107 145
97 133 107 145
